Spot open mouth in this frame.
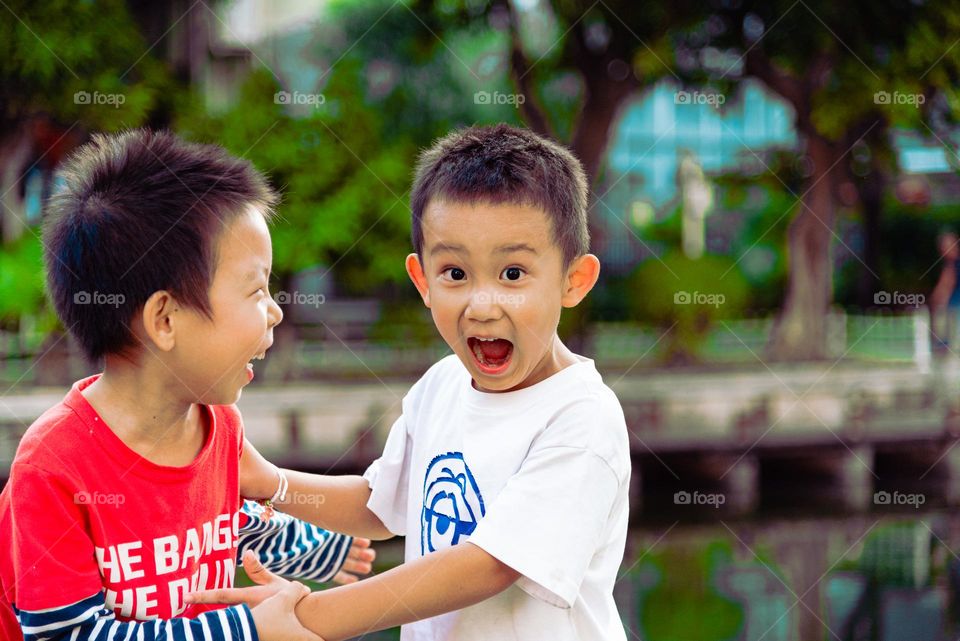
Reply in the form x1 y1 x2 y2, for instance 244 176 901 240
466 336 513 374
245 350 268 381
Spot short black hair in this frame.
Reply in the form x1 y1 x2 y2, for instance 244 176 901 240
43 129 278 361
410 123 589 267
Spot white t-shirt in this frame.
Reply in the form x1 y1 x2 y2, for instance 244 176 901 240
363 354 631 641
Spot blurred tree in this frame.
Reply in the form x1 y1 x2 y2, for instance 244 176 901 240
175 0 504 296
0 0 171 243
443 0 960 360
677 1 960 359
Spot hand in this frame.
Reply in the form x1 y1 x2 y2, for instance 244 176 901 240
186 550 322 640
251 580 324 641
187 549 291 609
331 538 376 585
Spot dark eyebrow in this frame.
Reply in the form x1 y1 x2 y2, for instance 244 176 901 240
430 242 467 257
495 243 538 255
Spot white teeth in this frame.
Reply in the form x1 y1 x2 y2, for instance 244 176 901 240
476 337 498 342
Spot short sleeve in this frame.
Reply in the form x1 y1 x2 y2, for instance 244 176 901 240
8 462 103 610
468 445 619 609
362 414 412 536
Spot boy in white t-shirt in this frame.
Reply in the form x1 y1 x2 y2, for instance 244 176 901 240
188 123 632 640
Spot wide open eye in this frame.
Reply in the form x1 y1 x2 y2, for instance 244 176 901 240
441 267 467 281
501 266 525 281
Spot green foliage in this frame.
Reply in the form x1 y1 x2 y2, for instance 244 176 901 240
0 234 48 326
637 539 744 641
0 0 171 132
627 250 750 363
174 0 526 293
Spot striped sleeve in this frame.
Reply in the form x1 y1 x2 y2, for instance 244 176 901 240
237 501 352 583
14 592 258 641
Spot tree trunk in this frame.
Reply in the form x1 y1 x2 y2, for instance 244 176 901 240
768 132 840 360
0 127 33 244
856 166 884 308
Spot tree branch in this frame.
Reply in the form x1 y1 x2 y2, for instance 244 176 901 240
505 1 555 138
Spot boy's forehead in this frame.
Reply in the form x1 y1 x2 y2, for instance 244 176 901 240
214 204 272 276
421 200 555 254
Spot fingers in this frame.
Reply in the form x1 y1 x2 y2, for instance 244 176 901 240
331 571 357 585
340 557 373 576
347 543 377 563
242 549 274 585
350 538 371 549
184 588 247 605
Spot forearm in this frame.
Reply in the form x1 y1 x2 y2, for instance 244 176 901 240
19 593 256 641
276 470 393 540
294 542 520 641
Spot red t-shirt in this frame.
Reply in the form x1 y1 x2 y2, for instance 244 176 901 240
0 374 245 636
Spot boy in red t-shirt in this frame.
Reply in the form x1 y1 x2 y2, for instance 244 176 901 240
0 130 375 641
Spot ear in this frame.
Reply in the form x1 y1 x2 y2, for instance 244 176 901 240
405 253 431 308
140 290 180 352
561 254 601 308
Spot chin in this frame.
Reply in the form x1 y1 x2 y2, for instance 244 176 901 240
204 387 243 407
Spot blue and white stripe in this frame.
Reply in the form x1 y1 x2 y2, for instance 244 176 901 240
237 500 352 583
12 504 353 640
15 594 256 641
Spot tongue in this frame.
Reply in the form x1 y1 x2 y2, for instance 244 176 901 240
478 339 511 361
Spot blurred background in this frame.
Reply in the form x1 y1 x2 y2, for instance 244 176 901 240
6 0 960 638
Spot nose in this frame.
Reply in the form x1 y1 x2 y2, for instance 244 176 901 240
465 288 503 322
267 293 284 328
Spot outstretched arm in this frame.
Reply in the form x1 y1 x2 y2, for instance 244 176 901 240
277 470 393 541
237 500 376 585
295 542 519 640
240 439 392 540
188 542 520 641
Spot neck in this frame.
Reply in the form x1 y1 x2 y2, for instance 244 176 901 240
82 356 205 463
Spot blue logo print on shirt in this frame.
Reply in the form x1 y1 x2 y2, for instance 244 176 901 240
421 452 486 555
